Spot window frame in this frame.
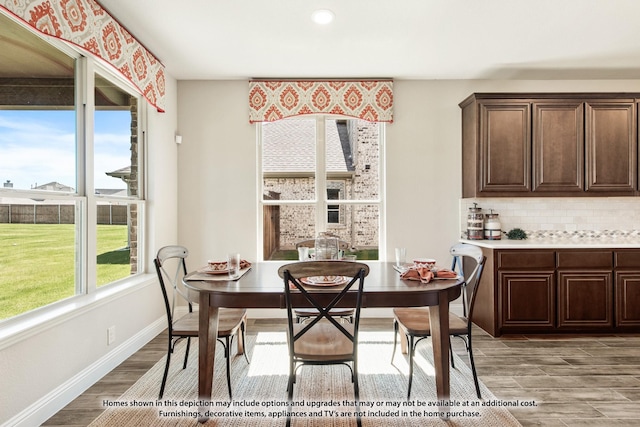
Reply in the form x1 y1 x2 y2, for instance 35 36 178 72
257 115 386 260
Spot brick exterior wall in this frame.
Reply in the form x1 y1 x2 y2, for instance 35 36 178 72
264 121 380 250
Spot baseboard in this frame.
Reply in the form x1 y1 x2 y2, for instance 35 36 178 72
3 316 166 427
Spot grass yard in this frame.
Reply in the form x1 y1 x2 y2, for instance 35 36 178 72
0 224 130 320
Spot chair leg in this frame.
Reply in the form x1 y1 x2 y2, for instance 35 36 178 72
241 321 250 365
224 336 233 400
159 338 172 399
286 363 295 427
354 360 361 427
449 338 455 369
183 337 191 369
467 337 482 399
391 319 398 362
407 335 415 400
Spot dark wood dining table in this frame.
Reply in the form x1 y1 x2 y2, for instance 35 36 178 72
183 261 463 423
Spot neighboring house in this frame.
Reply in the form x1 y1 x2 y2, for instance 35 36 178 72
263 119 379 250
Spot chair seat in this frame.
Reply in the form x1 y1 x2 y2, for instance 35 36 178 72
172 308 246 337
393 307 468 336
293 321 355 361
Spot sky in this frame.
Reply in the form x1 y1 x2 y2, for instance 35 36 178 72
0 109 131 191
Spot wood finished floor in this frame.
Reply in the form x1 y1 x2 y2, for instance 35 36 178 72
43 318 640 427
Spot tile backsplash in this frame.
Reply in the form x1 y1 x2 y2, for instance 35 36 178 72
460 197 640 238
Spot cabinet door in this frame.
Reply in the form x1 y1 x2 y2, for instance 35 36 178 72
532 101 584 192
557 271 613 329
585 101 637 193
479 102 531 193
615 271 640 327
499 271 555 331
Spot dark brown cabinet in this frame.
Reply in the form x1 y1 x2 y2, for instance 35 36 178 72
474 246 640 336
478 101 531 193
556 250 614 329
585 100 637 193
460 93 639 197
614 250 640 327
532 101 584 192
500 271 555 331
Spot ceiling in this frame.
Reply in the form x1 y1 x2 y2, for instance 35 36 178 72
94 0 640 81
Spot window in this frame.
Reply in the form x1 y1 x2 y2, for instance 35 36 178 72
260 116 383 260
0 13 145 321
327 188 340 223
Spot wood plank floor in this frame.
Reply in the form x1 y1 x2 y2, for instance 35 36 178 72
43 319 640 427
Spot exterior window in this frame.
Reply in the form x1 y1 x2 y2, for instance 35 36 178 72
0 13 145 321
260 116 383 260
94 73 142 286
327 188 340 223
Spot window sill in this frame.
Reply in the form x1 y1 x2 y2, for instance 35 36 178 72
0 273 157 350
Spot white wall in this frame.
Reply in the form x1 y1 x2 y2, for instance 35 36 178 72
176 79 640 318
0 76 180 426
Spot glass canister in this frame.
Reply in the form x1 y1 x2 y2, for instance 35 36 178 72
466 203 484 240
484 210 502 240
315 232 339 260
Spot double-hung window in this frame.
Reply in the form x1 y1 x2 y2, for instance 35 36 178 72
259 116 383 260
0 12 145 321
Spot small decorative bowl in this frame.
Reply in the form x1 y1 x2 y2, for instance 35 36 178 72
207 260 228 271
413 258 436 269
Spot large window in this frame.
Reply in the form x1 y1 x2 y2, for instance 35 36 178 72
0 13 145 321
260 116 383 260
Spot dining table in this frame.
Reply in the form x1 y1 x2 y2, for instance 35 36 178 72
183 261 463 423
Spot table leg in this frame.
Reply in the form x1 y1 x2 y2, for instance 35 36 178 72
197 292 219 423
429 292 451 419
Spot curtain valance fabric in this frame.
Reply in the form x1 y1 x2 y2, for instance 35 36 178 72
249 80 393 123
0 0 166 112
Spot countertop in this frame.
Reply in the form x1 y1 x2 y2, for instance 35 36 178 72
460 238 640 249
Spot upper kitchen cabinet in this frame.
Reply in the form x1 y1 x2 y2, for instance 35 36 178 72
460 93 639 197
533 101 584 193
461 97 531 196
585 100 637 193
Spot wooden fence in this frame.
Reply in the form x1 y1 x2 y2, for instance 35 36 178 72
0 204 127 225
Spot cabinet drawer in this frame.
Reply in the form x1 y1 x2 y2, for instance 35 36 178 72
614 251 640 269
497 250 555 269
557 250 612 269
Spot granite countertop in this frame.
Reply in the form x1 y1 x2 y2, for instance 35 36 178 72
460 236 640 249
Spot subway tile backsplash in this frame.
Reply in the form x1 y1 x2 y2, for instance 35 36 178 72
460 197 640 238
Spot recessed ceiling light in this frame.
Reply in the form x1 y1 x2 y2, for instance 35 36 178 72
311 9 335 25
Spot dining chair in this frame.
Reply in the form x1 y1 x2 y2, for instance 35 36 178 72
154 245 249 400
294 239 355 324
391 243 486 399
278 260 369 427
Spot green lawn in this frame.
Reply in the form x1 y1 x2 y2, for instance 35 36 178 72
0 224 130 320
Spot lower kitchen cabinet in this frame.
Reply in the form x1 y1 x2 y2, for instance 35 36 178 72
474 246 640 336
615 272 640 327
557 271 613 329
500 271 555 331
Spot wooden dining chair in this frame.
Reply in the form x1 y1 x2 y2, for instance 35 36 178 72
278 260 369 427
154 245 249 400
294 239 355 324
391 243 486 399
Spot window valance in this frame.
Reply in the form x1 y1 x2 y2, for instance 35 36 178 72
249 80 393 123
0 0 166 112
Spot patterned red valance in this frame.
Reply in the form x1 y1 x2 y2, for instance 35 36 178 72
249 80 393 123
0 0 166 112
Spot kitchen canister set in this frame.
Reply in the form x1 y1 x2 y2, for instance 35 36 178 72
466 203 502 240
